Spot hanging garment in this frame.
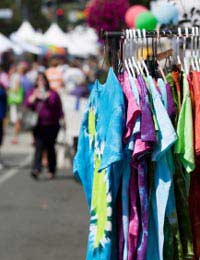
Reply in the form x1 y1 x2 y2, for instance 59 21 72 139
131 75 156 260
156 80 183 260
74 34 200 259
128 167 139 260
165 82 176 121
118 71 141 260
117 181 124 260
129 75 140 107
171 70 182 113
173 72 195 259
121 71 140 142
189 158 200 260
146 76 177 260
137 75 156 143
74 67 126 260
190 71 200 155
166 73 179 125
189 71 200 259
174 72 195 174
157 78 168 109
157 78 182 260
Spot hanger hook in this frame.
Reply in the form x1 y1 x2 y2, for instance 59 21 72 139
142 29 146 59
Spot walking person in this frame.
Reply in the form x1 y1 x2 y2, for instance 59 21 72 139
20 63 34 96
25 72 63 180
0 66 9 90
46 57 64 92
0 83 7 169
8 64 24 144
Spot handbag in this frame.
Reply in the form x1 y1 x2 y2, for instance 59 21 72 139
8 87 23 105
21 108 39 131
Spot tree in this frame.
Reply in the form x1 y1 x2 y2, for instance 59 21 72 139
129 0 150 8
21 0 49 30
0 0 49 35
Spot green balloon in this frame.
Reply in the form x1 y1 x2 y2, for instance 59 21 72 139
135 11 157 30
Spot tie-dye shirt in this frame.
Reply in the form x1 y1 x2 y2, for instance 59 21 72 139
73 67 125 260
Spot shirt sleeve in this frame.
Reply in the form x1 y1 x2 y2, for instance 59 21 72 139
174 74 195 173
147 76 177 161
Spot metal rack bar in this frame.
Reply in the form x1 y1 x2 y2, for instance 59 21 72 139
101 28 196 39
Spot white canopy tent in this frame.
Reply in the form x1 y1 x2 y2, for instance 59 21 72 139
42 23 99 57
11 20 36 43
66 26 99 57
10 20 43 54
9 21 99 57
0 33 22 54
34 31 44 45
10 33 42 55
43 23 70 48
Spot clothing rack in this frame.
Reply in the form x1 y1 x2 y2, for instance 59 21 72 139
101 28 197 39
76 27 200 260
102 28 198 73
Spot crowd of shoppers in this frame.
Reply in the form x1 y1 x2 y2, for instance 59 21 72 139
0 52 102 179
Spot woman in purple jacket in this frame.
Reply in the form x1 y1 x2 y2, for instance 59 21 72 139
25 72 63 179
0 83 7 170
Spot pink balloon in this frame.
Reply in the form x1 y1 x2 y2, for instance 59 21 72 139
125 5 148 28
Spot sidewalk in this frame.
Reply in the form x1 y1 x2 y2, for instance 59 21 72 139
1 128 33 169
1 127 70 170
0 127 89 260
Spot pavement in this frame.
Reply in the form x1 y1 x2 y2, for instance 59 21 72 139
0 128 89 260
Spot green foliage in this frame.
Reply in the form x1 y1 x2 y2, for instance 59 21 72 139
0 0 151 35
129 0 150 8
0 0 49 35
0 0 13 8
21 0 49 30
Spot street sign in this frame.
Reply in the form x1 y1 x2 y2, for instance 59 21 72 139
0 9 13 19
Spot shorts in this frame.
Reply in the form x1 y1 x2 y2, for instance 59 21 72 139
10 105 22 124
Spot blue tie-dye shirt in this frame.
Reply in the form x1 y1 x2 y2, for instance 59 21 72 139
73 67 125 260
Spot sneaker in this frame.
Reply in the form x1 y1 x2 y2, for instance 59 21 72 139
47 172 55 180
30 170 40 180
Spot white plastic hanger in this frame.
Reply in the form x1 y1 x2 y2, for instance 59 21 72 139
124 30 132 76
125 59 132 77
135 29 144 75
156 29 167 82
128 30 136 78
197 27 200 70
141 29 150 76
193 27 200 71
177 27 183 70
183 27 189 75
191 27 196 71
131 29 140 75
195 27 200 71
127 29 136 77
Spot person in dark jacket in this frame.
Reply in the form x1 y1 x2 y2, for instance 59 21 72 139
25 72 63 179
0 83 7 169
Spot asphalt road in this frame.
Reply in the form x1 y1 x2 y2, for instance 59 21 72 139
0 130 88 260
